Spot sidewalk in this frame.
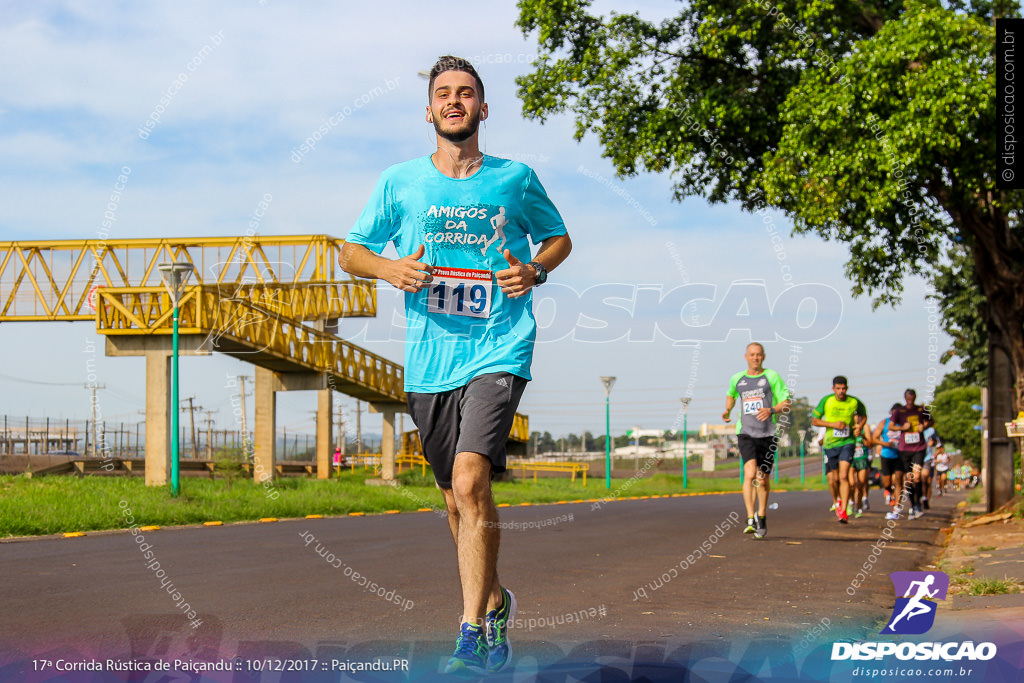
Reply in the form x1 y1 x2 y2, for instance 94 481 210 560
933 493 1024 631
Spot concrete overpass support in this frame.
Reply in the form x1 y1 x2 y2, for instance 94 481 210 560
144 350 171 486
370 403 401 481
254 367 278 484
317 388 333 479
105 335 210 487
252 369 327 482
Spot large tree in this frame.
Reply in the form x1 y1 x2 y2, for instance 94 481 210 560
931 245 988 387
516 0 1023 409
930 384 983 465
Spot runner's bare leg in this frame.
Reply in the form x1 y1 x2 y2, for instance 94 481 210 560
444 451 502 625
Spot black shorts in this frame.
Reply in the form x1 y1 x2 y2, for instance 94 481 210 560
880 457 904 477
406 372 528 489
737 435 775 474
824 444 855 473
899 450 925 472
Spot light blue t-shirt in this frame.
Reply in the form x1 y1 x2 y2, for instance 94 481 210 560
880 418 899 459
924 426 938 460
346 155 567 393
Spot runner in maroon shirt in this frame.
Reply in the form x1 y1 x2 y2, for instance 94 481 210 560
891 389 933 519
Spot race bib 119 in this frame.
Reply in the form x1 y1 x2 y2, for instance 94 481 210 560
426 267 492 318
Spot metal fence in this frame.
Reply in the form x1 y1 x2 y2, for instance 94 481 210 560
0 415 371 463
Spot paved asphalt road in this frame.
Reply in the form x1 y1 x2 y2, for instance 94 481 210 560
0 488 973 680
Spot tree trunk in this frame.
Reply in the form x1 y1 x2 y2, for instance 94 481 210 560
960 205 1022 511
958 204 1023 413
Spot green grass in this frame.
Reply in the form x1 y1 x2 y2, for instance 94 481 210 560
960 577 1023 596
978 545 998 552
951 563 976 577
0 470 827 538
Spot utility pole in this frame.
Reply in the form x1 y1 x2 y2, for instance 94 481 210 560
182 396 202 459
336 405 345 455
202 410 218 459
84 383 106 458
356 400 363 454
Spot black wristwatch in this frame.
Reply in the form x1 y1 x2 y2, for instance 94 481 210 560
528 261 548 286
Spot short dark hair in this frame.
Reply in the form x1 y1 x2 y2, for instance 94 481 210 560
428 55 484 102
832 375 848 386
890 402 902 412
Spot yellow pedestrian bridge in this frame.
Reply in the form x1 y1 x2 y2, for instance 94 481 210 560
0 236 527 485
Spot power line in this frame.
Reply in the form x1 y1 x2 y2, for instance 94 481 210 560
0 372 82 386
527 368 934 395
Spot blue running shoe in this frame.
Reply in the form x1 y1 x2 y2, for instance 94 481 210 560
485 586 517 672
444 622 488 674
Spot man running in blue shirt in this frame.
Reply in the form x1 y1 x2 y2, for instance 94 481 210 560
340 55 572 674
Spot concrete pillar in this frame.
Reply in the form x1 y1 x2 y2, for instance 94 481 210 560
317 387 332 479
144 350 171 486
104 335 210 486
254 366 277 483
370 403 399 481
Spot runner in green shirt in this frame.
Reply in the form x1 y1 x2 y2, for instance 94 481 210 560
812 376 867 524
849 424 873 517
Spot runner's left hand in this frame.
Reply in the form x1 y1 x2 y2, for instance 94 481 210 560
496 250 536 298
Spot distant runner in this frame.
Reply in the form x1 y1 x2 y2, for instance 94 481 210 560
722 342 791 539
892 389 933 520
874 403 906 519
849 423 873 517
812 376 867 524
934 445 950 495
921 425 940 509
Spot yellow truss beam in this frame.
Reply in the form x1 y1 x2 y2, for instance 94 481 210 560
0 235 364 321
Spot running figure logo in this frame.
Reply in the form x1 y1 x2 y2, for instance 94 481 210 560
480 206 508 255
881 571 949 635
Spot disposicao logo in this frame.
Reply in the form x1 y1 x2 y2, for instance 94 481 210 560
831 571 997 662
881 571 949 635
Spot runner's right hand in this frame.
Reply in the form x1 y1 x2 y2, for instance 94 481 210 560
383 244 433 292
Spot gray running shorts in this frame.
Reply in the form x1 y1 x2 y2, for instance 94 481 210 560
406 372 528 489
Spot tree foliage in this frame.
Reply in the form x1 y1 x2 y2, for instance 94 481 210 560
516 0 1024 407
930 384 982 465
930 245 988 387
782 395 814 446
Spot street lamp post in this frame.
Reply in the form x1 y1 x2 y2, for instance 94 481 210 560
158 262 195 497
798 429 807 485
679 398 691 489
821 431 826 484
600 376 616 490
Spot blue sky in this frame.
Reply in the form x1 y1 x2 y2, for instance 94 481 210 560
0 1 955 444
